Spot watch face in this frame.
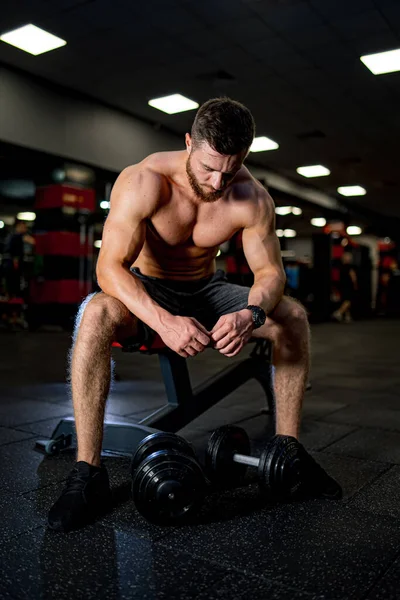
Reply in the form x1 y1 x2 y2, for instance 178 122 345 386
255 309 265 327
248 305 266 328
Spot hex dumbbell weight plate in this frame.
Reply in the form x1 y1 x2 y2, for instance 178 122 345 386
132 432 196 474
205 425 251 488
258 435 303 499
272 436 302 498
132 450 206 525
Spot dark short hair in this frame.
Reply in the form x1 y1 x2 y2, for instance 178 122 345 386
191 97 255 155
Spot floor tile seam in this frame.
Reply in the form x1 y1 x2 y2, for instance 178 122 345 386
307 395 398 405
1 523 45 547
116 409 162 419
344 463 395 506
307 384 396 394
307 377 391 382
3 394 62 404
0 434 39 448
214 401 270 412
105 411 148 420
227 412 271 428
312 405 351 421
191 401 267 412
344 501 400 525
156 538 253 575
10 413 73 431
312 448 394 468
321 449 400 467
317 421 400 434
3 423 49 435
0 396 69 405
188 408 269 425
1 397 72 409
156 538 335 596
301 416 356 429
14 478 68 500
314 426 361 451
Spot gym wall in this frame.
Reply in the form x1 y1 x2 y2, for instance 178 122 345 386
0 66 182 172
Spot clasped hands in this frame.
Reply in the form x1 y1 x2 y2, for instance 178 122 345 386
209 310 255 357
158 309 255 358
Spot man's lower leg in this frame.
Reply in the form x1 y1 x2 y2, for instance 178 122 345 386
70 323 114 467
273 325 310 440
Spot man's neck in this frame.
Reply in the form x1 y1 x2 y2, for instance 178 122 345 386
174 152 206 206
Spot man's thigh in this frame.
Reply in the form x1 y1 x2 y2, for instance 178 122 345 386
189 270 250 329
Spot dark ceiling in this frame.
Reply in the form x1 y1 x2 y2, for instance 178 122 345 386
1 0 400 219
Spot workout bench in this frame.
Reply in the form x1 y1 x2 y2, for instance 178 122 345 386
35 336 274 457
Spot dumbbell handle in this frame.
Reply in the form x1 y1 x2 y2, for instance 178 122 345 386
233 453 260 468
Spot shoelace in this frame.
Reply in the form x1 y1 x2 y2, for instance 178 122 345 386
63 470 90 495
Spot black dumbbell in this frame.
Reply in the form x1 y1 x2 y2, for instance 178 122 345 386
132 432 206 525
205 425 303 499
131 432 196 472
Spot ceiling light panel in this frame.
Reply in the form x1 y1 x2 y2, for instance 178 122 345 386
148 94 199 114
0 24 66 55
296 165 330 178
250 136 279 152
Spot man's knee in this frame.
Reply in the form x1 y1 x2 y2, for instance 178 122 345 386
286 299 309 330
77 292 129 334
272 297 308 329
273 299 309 349
272 300 309 363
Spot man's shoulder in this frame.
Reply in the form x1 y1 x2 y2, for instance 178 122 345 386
111 156 175 217
229 167 274 226
231 167 272 198
121 151 183 188
141 150 184 175
120 157 163 184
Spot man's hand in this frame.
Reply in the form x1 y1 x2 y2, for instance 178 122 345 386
211 309 255 357
158 315 211 358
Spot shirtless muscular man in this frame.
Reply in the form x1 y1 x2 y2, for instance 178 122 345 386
48 97 341 532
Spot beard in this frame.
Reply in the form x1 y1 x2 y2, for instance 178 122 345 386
186 157 225 203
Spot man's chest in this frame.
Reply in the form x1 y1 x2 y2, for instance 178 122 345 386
147 201 241 249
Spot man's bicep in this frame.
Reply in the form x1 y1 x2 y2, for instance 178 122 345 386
100 212 146 268
242 225 284 278
242 189 285 278
98 167 158 269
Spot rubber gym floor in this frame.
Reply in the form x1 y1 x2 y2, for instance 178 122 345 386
1 319 400 600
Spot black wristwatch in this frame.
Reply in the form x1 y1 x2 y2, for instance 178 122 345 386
246 305 267 329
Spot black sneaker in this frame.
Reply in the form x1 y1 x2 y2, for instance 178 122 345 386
47 461 112 532
298 446 342 500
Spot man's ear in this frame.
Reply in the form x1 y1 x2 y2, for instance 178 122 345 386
185 133 192 154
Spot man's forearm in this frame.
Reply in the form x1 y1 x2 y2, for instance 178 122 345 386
97 264 172 333
248 271 286 315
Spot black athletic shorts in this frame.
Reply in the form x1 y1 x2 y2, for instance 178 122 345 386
122 267 251 350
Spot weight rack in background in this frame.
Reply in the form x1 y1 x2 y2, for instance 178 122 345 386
29 184 95 330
